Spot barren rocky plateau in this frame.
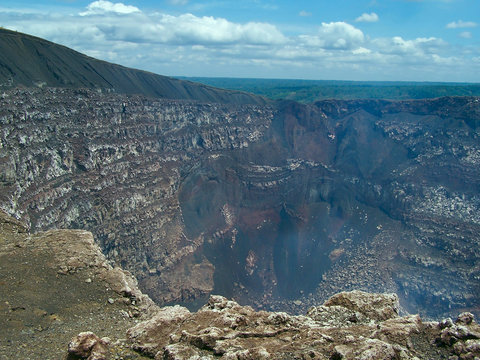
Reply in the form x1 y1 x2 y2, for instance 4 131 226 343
1 210 480 360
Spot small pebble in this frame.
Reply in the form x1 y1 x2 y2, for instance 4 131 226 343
85 278 92 283
108 298 115 304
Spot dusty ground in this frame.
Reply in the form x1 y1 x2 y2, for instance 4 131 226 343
0 212 150 360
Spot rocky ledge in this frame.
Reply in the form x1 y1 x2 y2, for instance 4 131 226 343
125 292 480 360
0 210 157 359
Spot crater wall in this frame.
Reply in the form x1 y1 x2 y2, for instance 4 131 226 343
1 88 479 318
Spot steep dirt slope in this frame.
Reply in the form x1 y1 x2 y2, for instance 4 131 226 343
0 28 266 105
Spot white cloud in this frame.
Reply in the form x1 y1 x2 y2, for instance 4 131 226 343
23 5 283 47
299 10 312 17
431 54 460 66
372 36 446 56
355 12 379 23
459 31 472 39
313 22 365 50
352 47 371 55
146 13 287 45
446 20 477 29
80 1 140 16
169 0 189 5
1 1 479 81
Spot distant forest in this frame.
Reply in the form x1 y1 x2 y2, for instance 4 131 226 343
180 77 480 103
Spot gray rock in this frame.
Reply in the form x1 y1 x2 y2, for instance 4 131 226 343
323 290 399 321
68 331 109 360
124 293 467 359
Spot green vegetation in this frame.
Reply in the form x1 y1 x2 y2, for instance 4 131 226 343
180 77 480 103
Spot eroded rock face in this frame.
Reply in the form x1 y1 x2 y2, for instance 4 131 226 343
1 88 479 319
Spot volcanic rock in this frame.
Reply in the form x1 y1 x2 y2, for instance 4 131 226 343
67 331 109 360
126 292 480 359
0 210 157 359
323 290 399 321
0 86 479 320
0 28 266 105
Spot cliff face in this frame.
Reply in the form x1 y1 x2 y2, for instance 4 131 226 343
1 87 479 319
0 87 274 306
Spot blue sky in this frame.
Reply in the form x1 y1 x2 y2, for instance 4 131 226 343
1 0 479 81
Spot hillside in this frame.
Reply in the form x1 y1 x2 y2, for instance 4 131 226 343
0 28 265 105
0 210 156 359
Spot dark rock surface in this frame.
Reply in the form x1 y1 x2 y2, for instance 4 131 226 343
0 87 479 319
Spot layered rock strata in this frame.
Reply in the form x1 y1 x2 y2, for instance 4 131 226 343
1 88 479 319
0 87 273 306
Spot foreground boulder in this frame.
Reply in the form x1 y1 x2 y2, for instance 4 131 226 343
67 332 109 360
322 290 399 321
